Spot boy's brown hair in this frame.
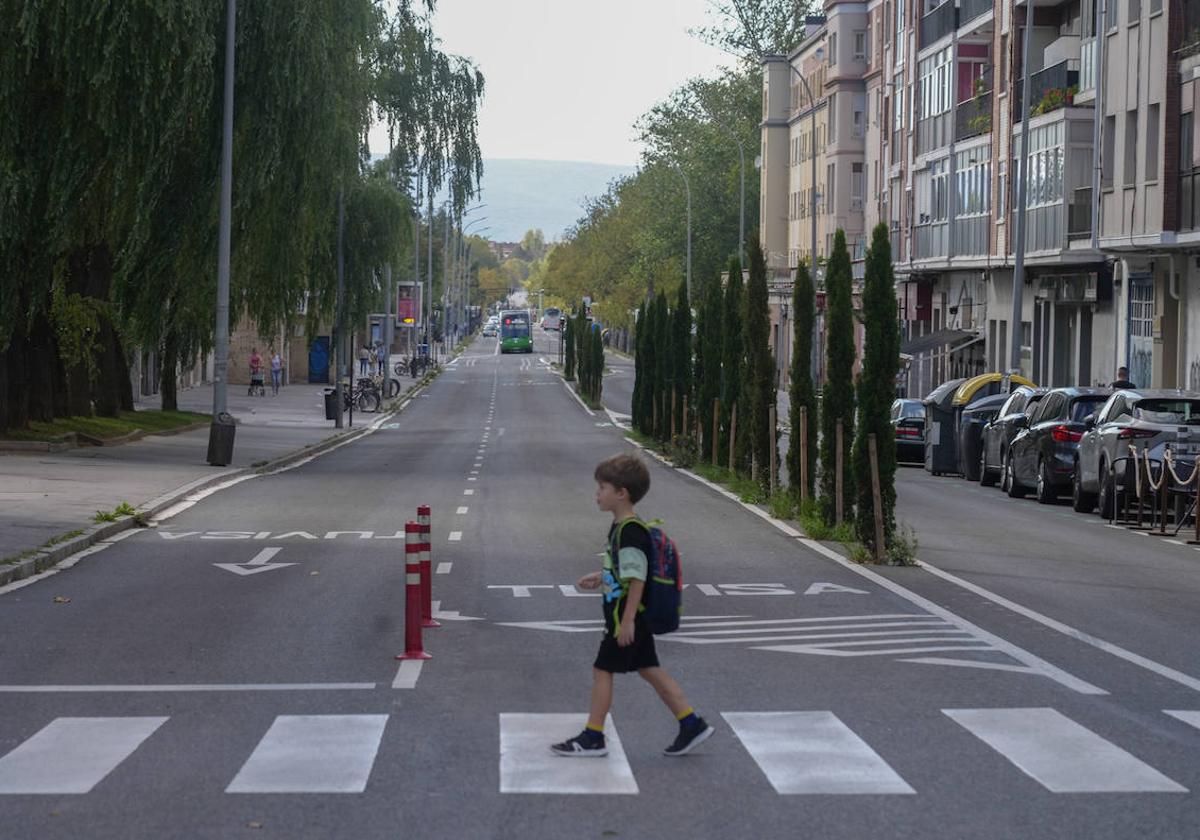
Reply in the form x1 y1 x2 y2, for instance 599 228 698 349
594 454 650 504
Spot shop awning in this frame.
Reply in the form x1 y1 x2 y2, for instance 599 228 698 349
899 328 977 357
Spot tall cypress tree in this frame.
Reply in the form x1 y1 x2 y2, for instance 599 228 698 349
639 298 658 434
787 260 818 500
632 300 646 431
720 257 744 469
653 291 671 440
743 237 775 488
698 277 724 462
672 281 693 436
853 223 900 554
820 229 857 525
591 326 605 403
564 313 577 382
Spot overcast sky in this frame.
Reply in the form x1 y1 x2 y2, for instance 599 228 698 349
367 0 734 166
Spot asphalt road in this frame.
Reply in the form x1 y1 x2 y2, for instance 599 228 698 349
3 333 1200 839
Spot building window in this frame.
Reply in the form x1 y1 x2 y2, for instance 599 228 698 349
827 163 836 214
1103 115 1116 187
829 93 838 142
852 162 865 210
1128 0 1141 23
1017 121 1065 208
1146 103 1160 181
1106 0 1118 29
1124 109 1138 186
829 33 838 66
955 149 992 216
918 48 952 120
1151 0 1162 13
853 93 866 137
854 31 867 60
998 160 1007 216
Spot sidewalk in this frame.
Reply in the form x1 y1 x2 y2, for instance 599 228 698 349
0 381 374 564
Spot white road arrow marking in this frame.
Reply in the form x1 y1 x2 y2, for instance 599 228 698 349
430 600 485 621
213 547 295 576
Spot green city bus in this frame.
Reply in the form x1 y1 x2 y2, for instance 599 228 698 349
499 309 533 353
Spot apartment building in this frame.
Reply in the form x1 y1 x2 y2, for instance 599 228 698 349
763 0 1180 397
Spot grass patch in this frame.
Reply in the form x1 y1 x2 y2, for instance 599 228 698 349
92 502 138 524
1 410 209 442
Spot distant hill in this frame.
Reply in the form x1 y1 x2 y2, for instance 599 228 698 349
453 158 635 243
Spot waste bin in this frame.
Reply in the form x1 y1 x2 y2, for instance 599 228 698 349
206 411 237 467
324 388 339 421
922 378 966 476
957 394 1009 480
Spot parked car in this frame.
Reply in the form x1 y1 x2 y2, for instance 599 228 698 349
482 320 498 337
1002 387 1112 503
1075 389 1200 517
957 394 1009 481
891 399 925 463
979 387 1048 487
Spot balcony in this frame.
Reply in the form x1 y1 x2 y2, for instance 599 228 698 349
955 91 992 141
959 0 993 27
920 1 958 49
1067 187 1092 241
1014 59 1080 120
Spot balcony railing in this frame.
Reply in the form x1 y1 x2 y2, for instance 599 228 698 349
917 113 952 155
1067 187 1092 241
959 0 993 27
955 91 992 141
1014 59 1080 119
920 1 958 49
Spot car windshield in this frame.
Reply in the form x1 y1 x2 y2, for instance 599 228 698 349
1069 397 1107 422
892 401 922 420
1134 399 1200 425
501 314 530 338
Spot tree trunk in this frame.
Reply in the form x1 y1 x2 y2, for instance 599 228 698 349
3 329 30 429
160 330 179 412
27 308 57 422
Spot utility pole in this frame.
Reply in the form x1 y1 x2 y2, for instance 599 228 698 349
426 188 433 362
207 0 236 466
1010 0 1036 373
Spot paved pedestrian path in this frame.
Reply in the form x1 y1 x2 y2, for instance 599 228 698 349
0 706 1192 796
0 381 389 562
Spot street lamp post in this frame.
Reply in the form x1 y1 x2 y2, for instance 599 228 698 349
207 0 236 465
672 161 692 304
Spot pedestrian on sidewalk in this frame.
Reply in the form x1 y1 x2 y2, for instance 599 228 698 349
358 345 370 376
248 348 264 396
269 348 283 396
550 454 714 758
375 342 387 376
1111 366 1136 389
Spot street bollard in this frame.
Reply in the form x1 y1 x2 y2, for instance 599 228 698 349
418 504 439 628
396 522 431 661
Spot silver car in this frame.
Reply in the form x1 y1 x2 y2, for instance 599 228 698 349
1074 389 1200 517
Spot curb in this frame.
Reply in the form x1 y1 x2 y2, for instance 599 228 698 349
0 375 438 590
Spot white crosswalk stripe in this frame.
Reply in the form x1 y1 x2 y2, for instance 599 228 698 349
723 711 914 794
0 716 167 794
227 715 388 794
945 708 1187 793
499 713 637 794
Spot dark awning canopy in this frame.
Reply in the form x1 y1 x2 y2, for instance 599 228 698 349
900 328 976 357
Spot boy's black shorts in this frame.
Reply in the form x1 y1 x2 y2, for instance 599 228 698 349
594 626 659 673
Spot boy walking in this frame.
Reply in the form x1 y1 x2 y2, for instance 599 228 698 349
551 454 714 758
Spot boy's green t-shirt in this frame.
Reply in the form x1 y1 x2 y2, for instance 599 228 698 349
600 518 652 637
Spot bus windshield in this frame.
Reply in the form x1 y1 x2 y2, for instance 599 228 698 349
501 313 530 339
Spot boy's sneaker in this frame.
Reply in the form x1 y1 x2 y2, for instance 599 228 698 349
663 717 714 756
550 731 608 757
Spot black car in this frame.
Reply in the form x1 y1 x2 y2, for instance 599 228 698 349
979 387 1047 487
957 394 1009 481
891 399 924 463
1004 387 1112 503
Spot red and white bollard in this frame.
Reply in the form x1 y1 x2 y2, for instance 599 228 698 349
396 521 431 661
418 504 439 628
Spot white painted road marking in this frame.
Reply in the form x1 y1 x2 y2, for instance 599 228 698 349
0 717 168 794
463 489 475 496
392 661 423 690
499 714 636 794
227 715 387 794
944 708 1186 793
213 546 295 577
723 711 914 795
457 506 469 514
437 562 453 574
1165 710 1200 731
0 683 375 693
448 531 463 542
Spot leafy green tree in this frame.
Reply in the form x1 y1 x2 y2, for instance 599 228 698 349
720 257 744 468
820 229 856 524
691 0 814 62
672 281 694 436
787 260 818 499
743 236 774 486
853 223 900 555
697 276 724 461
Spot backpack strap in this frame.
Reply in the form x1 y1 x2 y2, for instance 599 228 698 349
610 517 650 577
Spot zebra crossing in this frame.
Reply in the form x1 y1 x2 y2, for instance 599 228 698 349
1 707 1196 796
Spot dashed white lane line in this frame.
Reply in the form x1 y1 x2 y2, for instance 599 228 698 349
448 532 463 542
436 562 453 574
468 477 477 482
457 506 469 514
471 470 480 475
463 489 475 496
392 660 424 690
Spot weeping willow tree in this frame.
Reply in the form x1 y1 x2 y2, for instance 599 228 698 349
0 0 483 428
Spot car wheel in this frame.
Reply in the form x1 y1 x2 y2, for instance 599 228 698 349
1036 458 1056 504
1005 452 1025 498
963 445 981 482
980 448 997 487
1098 460 1115 520
1072 461 1096 513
